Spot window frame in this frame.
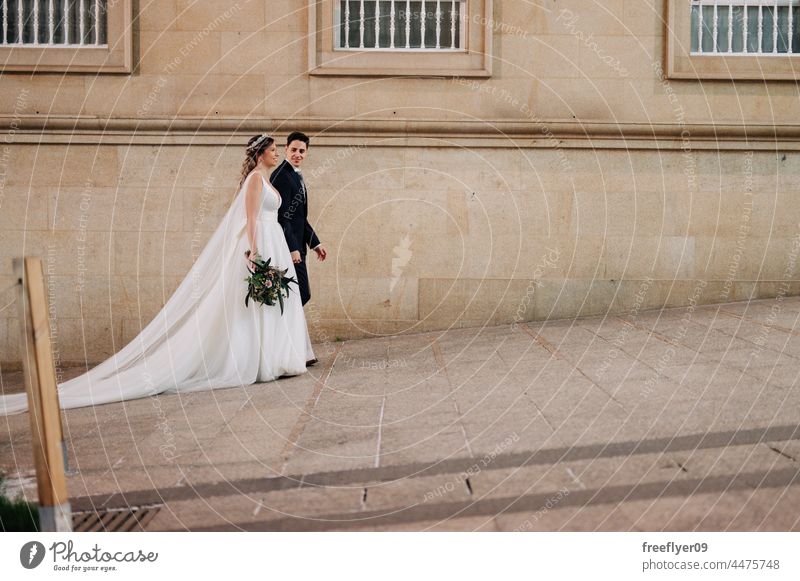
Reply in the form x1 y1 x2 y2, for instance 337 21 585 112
666 0 800 80
0 0 132 73
309 0 493 77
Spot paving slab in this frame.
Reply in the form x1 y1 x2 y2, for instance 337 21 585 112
1 296 799 530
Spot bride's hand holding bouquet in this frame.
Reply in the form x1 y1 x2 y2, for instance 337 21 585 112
244 250 298 314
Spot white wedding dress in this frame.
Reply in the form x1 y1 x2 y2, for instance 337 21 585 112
0 172 314 415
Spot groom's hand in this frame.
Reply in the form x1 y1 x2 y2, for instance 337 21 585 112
291 250 302 264
314 245 327 262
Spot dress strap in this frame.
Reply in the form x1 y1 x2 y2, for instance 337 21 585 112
260 174 282 204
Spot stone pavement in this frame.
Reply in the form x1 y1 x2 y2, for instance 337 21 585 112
2 297 800 531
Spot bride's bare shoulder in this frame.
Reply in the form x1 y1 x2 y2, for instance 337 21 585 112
243 170 268 190
247 169 268 182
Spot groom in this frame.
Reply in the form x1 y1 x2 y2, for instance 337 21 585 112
271 131 327 308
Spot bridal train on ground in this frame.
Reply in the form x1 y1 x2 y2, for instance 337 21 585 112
0 172 314 415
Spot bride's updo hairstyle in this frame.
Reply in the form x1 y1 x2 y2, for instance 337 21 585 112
238 133 275 188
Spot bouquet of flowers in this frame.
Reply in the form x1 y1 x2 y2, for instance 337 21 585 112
244 251 297 315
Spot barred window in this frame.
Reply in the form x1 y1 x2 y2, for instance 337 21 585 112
336 0 464 51
311 0 490 77
668 0 800 79
1 0 107 46
690 0 800 54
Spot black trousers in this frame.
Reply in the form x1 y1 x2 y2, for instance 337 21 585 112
294 255 311 306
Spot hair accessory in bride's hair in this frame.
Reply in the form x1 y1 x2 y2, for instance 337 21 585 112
247 133 272 152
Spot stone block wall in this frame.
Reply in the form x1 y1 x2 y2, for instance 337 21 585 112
1 1 799 363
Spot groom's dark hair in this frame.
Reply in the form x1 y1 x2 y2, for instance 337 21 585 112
286 131 310 148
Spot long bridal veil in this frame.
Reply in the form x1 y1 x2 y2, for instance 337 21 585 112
1 180 266 415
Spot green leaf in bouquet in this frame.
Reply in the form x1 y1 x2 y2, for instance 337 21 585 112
243 255 300 315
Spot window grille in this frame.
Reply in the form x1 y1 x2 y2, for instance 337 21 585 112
0 0 107 46
691 0 800 54
336 0 464 51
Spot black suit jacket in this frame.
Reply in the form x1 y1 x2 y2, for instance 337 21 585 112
270 160 321 256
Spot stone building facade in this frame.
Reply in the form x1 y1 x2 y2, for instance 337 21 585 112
1 0 799 364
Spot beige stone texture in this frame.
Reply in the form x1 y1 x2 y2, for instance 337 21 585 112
219 31 280 77
139 0 178 33
0 76 86 116
138 30 222 76
174 74 266 116
502 34 579 80
84 76 182 118
175 0 266 33
6 146 119 188
623 1 663 38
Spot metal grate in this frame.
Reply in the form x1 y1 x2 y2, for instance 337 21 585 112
71 505 161 532
0 0 108 46
691 0 800 54
337 0 463 50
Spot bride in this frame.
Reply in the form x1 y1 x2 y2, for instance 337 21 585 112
0 134 315 415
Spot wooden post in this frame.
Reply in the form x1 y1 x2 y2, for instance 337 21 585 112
14 257 72 532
